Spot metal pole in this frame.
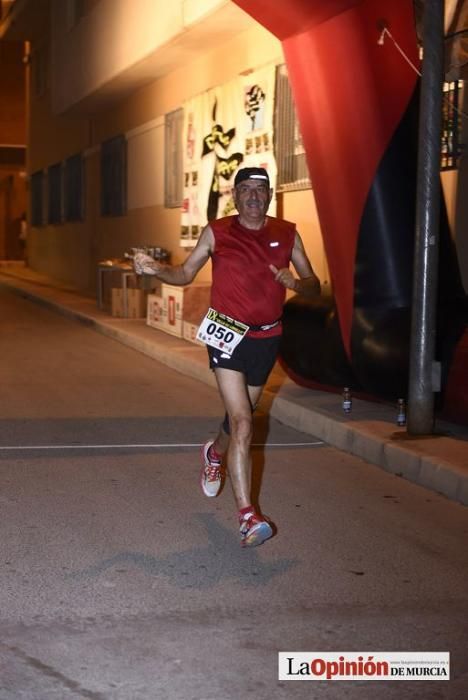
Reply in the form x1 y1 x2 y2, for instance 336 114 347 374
407 0 445 435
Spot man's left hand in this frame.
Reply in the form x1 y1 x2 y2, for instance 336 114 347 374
269 264 298 291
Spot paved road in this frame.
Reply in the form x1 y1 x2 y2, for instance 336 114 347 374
0 288 467 700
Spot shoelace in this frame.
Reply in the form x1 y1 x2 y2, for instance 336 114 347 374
205 464 221 482
239 512 257 534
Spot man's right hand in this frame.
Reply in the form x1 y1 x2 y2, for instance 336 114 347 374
133 252 162 276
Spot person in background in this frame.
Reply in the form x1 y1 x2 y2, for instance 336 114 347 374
134 167 321 547
19 212 27 262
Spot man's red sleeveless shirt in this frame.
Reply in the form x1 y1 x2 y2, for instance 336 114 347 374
210 216 296 337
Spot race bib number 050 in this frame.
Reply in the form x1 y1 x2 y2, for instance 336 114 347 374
196 308 249 356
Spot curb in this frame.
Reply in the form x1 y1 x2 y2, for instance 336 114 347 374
267 390 468 506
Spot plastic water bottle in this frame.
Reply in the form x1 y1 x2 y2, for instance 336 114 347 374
342 387 352 414
397 398 406 426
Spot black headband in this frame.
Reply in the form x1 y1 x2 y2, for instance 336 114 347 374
234 167 270 187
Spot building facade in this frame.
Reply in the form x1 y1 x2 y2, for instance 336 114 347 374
0 0 329 295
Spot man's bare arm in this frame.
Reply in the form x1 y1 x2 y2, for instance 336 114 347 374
269 232 321 296
134 225 214 285
291 233 321 295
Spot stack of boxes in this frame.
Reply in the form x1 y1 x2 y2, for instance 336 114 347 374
111 278 162 319
111 287 146 318
108 270 211 347
147 282 211 343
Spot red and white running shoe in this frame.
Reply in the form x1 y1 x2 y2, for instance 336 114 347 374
239 510 273 547
200 440 224 497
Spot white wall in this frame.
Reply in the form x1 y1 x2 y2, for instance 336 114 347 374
127 118 165 210
281 189 331 294
51 0 178 112
50 0 250 114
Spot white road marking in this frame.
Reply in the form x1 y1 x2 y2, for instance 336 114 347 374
0 441 324 451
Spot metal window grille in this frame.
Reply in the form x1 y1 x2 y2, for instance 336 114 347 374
30 170 44 226
47 162 62 224
64 153 84 222
441 80 465 170
274 64 311 192
165 108 184 208
101 135 127 217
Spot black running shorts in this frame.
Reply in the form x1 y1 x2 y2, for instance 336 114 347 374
207 334 281 386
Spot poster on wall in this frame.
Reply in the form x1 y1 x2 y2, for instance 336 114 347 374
180 64 276 247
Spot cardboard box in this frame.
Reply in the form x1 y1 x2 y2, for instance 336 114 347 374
147 294 165 328
140 276 163 294
180 282 211 324
127 289 147 318
147 293 181 335
181 283 210 345
163 284 183 336
183 320 205 346
112 287 147 318
111 288 124 317
146 283 211 338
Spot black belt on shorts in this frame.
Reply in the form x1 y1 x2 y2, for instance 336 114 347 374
248 319 282 332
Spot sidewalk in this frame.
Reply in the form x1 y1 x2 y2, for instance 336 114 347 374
1 261 467 507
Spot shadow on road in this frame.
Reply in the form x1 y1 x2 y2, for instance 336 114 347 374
69 513 299 589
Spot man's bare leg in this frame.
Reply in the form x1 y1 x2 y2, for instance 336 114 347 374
210 423 230 456
213 368 264 509
210 384 261 455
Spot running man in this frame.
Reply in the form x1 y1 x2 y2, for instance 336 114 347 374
134 167 320 547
